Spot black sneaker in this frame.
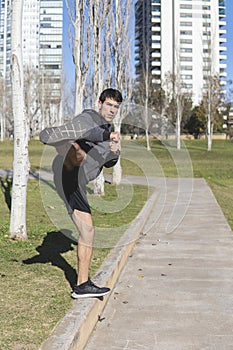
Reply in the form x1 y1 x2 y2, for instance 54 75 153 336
71 279 111 299
39 118 86 146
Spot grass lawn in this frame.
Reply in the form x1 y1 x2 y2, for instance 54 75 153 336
0 140 151 350
0 138 233 349
150 139 233 229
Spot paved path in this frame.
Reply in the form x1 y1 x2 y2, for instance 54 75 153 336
85 178 233 350
3 168 233 349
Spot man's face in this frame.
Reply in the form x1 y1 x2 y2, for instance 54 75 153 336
98 97 121 122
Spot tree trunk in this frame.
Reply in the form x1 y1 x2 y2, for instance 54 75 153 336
93 171 105 196
10 0 29 240
176 100 181 150
145 106 151 151
207 97 212 151
74 0 84 114
112 119 121 185
112 0 133 183
0 83 6 141
112 159 122 185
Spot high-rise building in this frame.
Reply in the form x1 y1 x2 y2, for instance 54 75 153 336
0 0 63 102
135 0 227 105
39 0 63 102
0 0 12 85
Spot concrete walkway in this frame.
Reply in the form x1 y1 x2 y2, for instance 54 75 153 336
3 169 233 348
85 177 233 350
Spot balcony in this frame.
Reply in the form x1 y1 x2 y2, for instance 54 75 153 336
220 71 227 78
219 20 226 27
220 54 227 61
219 37 226 43
220 63 227 69
152 61 161 67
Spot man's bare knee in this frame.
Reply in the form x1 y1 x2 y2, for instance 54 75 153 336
72 209 94 246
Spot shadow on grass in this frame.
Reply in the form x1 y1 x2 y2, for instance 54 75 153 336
23 230 77 288
0 174 12 211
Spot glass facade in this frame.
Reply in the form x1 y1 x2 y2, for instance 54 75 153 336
135 0 227 104
0 0 63 102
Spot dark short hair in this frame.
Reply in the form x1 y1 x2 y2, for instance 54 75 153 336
99 88 123 104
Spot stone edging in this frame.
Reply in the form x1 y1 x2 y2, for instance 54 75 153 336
39 190 158 350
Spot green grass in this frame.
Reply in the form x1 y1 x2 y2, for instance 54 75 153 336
149 138 233 228
0 181 149 349
1 138 233 349
185 140 233 229
0 139 150 349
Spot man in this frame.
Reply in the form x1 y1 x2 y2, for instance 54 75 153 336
39 88 123 298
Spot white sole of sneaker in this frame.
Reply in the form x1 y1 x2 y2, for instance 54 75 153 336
71 290 110 299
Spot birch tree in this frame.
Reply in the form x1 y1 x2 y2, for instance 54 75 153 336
141 46 151 151
202 18 223 151
0 78 6 141
10 0 29 240
112 0 134 184
24 65 40 137
203 74 222 150
66 0 91 114
203 75 222 152
89 0 111 107
65 1 134 190
89 1 111 195
133 13 152 151
163 71 188 150
93 0 134 187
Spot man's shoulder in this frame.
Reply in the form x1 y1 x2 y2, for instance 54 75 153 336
74 109 103 126
79 109 99 117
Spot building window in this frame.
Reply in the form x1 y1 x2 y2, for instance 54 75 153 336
44 64 59 70
180 4 192 9
203 31 211 36
181 65 192 71
180 39 192 44
181 75 193 80
41 23 52 28
180 30 192 35
202 5 211 10
180 48 192 53
202 14 211 18
180 57 192 62
180 13 192 18
180 21 192 27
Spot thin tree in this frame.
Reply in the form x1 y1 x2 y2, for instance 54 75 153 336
10 0 29 240
65 0 91 114
163 71 189 150
134 23 152 151
202 18 223 151
89 0 111 106
24 65 40 137
0 77 6 141
112 0 134 184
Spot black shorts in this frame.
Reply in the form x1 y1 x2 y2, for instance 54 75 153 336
52 155 91 215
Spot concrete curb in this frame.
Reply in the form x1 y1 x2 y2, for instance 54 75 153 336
39 190 158 350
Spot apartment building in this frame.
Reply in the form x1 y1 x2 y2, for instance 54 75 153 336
135 0 227 105
0 0 63 102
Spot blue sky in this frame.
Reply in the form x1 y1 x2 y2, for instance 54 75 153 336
0 0 231 87
62 3 75 84
226 0 233 84
63 0 233 94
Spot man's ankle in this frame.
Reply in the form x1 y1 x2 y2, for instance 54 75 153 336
77 278 88 286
